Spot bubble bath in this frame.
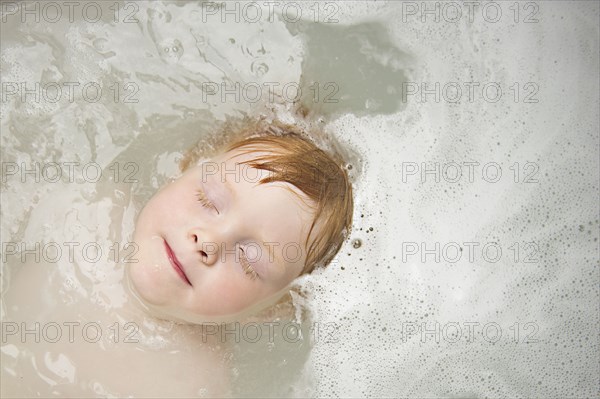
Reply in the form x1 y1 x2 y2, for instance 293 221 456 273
1 1 598 397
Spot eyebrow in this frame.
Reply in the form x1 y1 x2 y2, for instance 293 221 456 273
205 174 233 202
220 175 234 198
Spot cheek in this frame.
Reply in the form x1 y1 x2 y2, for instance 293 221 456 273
128 259 173 306
193 274 262 315
138 185 193 229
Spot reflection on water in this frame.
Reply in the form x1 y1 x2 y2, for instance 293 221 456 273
1 1 599 398
288 20 412 118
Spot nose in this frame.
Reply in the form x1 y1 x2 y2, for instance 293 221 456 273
188 229 219 266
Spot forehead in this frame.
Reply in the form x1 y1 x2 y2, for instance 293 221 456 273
209 148 314 209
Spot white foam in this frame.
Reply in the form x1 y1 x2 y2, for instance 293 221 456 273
1 1 598 397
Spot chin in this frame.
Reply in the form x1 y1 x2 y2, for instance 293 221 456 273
127 262 172 307
159 288 295 325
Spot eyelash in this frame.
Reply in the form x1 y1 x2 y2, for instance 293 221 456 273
196 187 258 280
240 247 260 280
195 188 219 214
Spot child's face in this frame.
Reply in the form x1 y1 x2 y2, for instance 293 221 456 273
129 148 316 323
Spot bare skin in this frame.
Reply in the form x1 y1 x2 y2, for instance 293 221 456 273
129 148 317 324
1 257 230 398
1 147 316 397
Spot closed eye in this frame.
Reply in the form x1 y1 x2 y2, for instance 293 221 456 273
195 188 220 214
240 247 259 280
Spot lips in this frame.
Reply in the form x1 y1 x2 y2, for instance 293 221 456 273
163 239 192 286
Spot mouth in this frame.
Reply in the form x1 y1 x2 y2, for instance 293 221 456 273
163 239 192 286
